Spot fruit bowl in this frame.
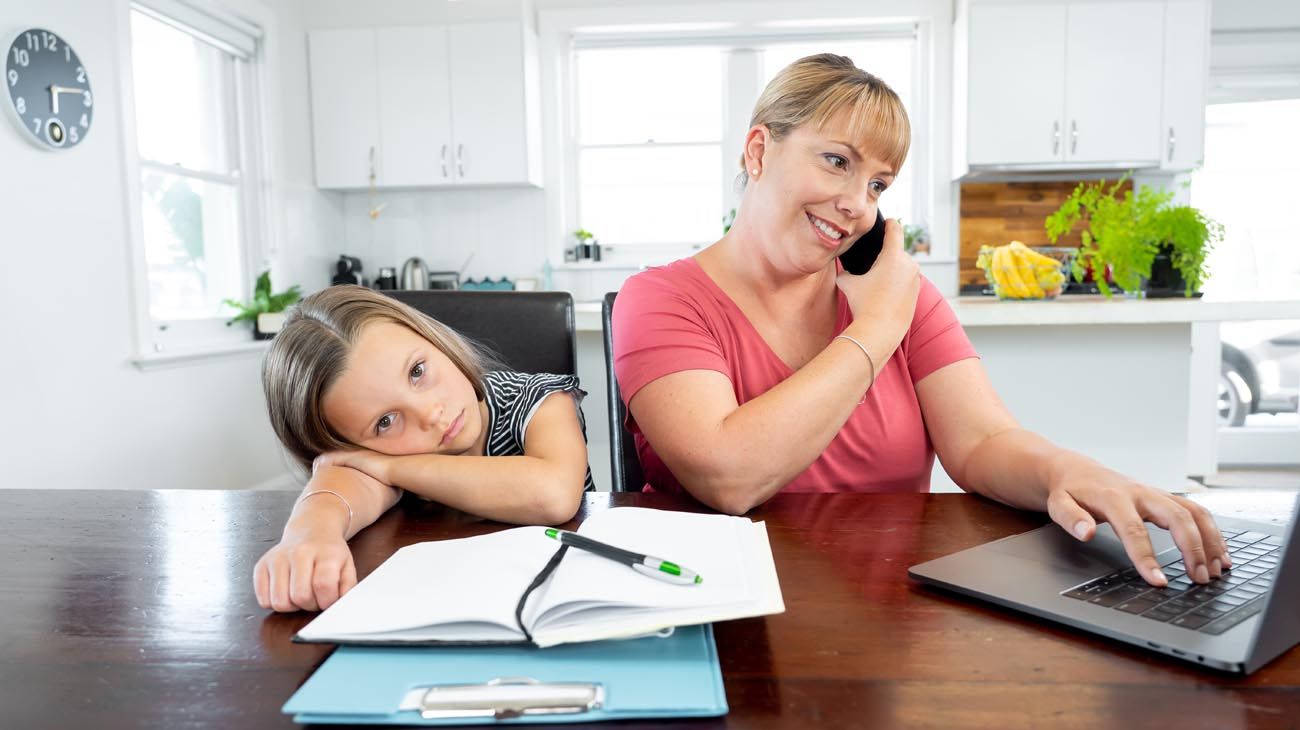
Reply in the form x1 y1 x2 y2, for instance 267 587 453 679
977 242 1071 300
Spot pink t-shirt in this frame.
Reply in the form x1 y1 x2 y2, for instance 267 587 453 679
612 257 979 494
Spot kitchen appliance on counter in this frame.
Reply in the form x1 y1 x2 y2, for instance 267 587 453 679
374 267 398 290
332 255 366 286
400 257 429 290
427 271 460 289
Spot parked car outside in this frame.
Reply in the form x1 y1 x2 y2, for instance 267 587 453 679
1219 321 1300 427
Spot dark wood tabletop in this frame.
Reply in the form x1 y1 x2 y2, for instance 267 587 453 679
1 489 1296 729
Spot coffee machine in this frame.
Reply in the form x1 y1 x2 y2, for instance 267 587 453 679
332 255 366 287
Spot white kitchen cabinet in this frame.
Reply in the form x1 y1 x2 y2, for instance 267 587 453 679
308 23 541 190
307 29 379 189
957 0 1204 174
966 2 1068 166
1160 0 1210 171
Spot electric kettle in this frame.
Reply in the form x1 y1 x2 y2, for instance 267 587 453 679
400 257 430 290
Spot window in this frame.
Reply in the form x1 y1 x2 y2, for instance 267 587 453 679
127 3 266 354
1191 100 1300 432
570 29 920 263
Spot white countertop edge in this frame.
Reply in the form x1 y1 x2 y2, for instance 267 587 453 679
574 297 1300 331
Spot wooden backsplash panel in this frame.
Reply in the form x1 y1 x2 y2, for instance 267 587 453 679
958 180 1131 287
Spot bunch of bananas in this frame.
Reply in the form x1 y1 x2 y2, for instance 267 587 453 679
976 241 1068 299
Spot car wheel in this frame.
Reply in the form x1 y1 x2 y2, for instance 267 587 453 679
1218 371 1248 427
1221 343 1262 415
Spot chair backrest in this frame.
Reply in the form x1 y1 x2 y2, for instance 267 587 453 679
385 290 577 375
603 292 644 493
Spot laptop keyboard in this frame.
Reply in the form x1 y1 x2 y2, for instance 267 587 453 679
1062 530 1284 635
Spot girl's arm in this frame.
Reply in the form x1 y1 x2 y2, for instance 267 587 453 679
318 392 588 526
252 465 401 612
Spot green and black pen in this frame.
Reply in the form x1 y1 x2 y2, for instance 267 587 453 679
544 528 702 585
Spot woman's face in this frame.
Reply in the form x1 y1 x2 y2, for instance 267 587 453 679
747 113 897 272
321 321 484 457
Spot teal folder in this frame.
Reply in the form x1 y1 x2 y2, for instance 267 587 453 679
283 624 727 724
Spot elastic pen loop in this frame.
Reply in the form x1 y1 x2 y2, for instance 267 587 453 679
514 545 569 645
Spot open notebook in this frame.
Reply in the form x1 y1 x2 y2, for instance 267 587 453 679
294 507 784 648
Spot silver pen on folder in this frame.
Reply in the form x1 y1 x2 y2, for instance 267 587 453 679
544 528 702 585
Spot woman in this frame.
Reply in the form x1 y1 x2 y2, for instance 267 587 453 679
612 54 1228 589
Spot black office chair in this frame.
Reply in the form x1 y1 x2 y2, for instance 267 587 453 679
603 292 644 493
385 290 576 376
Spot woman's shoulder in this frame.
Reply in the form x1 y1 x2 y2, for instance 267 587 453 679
618 257 717 316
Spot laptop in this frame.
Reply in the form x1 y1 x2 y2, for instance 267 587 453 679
908 496 1300 674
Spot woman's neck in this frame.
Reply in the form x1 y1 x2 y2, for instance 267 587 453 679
698 228 838 314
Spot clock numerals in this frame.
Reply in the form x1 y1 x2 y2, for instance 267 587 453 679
10 29 91 149
80 113 88 129
31 117 41 134
11 47 29 67
69 126 78 144
76 66 85 84
83 90 92 108
15 97 24 115
6 69 15 87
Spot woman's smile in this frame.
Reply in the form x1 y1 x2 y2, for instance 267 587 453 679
807 212 849 249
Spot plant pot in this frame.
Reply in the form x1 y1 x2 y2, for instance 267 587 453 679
1144 244 1203 299
255 312 287 340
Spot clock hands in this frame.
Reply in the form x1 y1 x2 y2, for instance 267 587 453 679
47 84 85 115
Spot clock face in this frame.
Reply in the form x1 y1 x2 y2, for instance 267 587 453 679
6 28 93 150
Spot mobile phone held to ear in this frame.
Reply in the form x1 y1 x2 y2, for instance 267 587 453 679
839 210 886 275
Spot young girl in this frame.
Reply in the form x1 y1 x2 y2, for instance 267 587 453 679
253 285 595 613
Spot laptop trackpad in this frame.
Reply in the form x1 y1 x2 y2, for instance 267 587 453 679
985 523 1179 578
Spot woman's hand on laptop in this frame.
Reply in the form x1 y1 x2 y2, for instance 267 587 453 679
1045 458 1231 588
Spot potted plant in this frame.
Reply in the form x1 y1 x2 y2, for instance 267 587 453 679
902 220 930 255
1045 176 1222 298
224 270 302 340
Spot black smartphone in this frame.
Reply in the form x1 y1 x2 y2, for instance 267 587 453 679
838 210 887 275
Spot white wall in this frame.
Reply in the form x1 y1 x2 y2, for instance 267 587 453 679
0 0 343 490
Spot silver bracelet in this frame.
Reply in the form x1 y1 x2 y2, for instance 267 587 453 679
834 334 877 396
296 489 354 535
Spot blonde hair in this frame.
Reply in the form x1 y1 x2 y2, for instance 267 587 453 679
741 53 910 185
261 285 493 472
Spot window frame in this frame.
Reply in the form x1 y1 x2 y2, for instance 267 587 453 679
119 0 273 366
557 21 931 267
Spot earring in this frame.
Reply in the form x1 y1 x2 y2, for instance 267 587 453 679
751 168 759 176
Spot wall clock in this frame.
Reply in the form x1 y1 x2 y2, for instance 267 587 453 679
6 28 93 150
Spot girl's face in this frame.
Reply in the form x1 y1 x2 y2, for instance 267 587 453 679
748 114 897 272
321 321 484 457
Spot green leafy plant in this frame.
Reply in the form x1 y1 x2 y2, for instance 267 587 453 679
1045 176 1222 297
572 228 594 244
901 220 929 254
722 208 736 234
223 270 301 326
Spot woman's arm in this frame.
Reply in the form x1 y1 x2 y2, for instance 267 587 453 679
915 357 1231 587
253 465 401 612
626 234 920 515
316 393 588 526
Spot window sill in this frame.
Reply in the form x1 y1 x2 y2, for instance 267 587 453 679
131 339 270 371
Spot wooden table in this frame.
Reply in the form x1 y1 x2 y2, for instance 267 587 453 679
1 490 1297 729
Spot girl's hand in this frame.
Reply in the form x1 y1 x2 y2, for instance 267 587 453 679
314 449 394 485
835 218 921 348
1045 462 1231 587
253 527 358 612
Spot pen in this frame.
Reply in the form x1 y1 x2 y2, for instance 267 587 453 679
544 528 702 585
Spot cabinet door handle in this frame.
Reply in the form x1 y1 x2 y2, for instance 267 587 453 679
1070 120 1078 156
1052 121 1060 156
440 144 448 178
456 144 465 178
1167 127 1176 162
368 145 376 184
